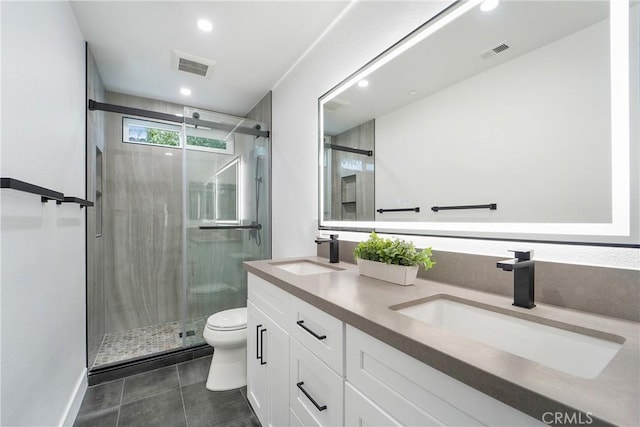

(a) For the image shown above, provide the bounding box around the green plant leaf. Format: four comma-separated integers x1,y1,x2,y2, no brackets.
353,232,435,270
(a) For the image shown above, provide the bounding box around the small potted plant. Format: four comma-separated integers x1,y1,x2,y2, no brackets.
353,232,435,286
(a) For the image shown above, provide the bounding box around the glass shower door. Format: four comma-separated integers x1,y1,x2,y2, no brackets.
182,108,270,346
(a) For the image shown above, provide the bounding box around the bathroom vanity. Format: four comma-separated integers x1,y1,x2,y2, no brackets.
244,258,639,427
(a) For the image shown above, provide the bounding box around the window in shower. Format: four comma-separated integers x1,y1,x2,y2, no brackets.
122,117,181,147
185,126,234,155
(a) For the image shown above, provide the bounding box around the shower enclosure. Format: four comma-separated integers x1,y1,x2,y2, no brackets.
86,95,270,375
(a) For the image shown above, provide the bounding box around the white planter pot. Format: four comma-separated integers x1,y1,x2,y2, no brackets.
356,259,419,286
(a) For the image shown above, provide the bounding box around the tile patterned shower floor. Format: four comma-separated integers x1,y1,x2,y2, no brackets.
93,318,208,367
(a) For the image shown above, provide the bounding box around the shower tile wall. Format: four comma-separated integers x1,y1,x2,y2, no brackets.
104,92,183,334
329,119,375,221
87,46,106,368
244,91,272,260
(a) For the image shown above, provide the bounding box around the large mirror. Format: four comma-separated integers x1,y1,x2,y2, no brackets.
319,0,638,244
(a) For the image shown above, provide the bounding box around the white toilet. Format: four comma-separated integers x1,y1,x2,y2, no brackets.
202,307,247,391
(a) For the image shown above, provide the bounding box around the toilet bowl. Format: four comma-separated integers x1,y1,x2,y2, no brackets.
202,307,247,391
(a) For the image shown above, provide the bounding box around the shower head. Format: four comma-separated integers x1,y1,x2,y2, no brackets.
192,112,200,119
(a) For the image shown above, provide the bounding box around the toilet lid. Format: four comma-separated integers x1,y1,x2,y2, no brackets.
206,307,247,331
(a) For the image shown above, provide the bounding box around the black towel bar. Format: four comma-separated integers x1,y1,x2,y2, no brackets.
431,203,497,212
199,224,262,230
1,177,93,207
1,177,64,203
56,197,94,208
377,207,420,214
327,144,373,157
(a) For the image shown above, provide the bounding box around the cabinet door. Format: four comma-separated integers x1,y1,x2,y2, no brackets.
346,325,542,426
247,301,269,425
290,338,343,427
345,382,401,427
247,301,290,427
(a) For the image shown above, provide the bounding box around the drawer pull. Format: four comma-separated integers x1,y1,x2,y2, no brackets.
296,320,327,340
296,381,327,411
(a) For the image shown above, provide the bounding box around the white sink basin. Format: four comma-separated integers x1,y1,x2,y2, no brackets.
393,297,623,379
272,260,344,276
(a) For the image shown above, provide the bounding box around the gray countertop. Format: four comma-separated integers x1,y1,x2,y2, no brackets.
244,257,639,427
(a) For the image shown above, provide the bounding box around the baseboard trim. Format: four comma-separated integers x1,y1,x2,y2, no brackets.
60,367,88,426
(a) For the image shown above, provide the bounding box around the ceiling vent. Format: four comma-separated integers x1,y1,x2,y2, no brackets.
172,50,216,79
324,98,350,112
478,41,510,60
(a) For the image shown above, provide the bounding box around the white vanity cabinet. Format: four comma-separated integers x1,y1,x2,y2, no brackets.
246,276,290,427
247,273,345,427
248,271,541,427
346,325,543,427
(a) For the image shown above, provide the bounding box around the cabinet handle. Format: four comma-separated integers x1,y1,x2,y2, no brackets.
260,327,267,365
256,324,263,361
296,320,327,340
296,381,327,412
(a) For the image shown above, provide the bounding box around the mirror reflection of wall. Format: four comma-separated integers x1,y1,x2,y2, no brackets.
375,8,612,224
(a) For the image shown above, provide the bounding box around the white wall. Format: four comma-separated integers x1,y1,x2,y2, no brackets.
1,2,87,425
271,1,638,269
271,0,455,258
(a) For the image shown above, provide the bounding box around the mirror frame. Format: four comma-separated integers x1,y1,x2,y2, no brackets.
318,0,637,246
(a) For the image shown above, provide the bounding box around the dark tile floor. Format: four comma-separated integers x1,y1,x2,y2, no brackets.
74,356,260,427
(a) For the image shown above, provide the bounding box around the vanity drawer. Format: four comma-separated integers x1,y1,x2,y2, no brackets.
290,296,344,375
290,338,343,427
346,325,542,426
248,273,290,326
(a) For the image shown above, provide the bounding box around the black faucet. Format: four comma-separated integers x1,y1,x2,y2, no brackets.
315,234,339,263
497,250,536,309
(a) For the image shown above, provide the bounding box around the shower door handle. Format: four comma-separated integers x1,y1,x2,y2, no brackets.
259,327,267,365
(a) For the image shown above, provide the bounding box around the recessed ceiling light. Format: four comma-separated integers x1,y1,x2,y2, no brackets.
357,80,369,88
165,152,174,156
180,87,191,96
197,19,213,32
480,0,499,12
